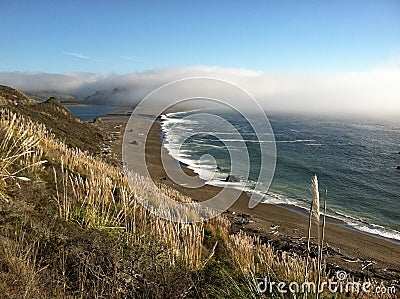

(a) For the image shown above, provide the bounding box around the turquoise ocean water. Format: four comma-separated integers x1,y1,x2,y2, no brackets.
161,109,400,241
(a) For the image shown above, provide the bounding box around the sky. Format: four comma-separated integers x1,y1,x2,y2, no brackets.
1,1,400,117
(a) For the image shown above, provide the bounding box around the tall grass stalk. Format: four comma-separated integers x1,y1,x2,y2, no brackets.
312,175,321,299
317,189,328,293
305,198,313,283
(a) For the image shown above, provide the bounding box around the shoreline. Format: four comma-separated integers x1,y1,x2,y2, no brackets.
159,113,400,245
94,112,400,281
146,121,400,275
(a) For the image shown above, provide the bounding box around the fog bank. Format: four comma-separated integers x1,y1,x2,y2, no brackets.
1,66,399,118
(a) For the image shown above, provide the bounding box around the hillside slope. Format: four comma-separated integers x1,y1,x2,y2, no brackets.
0,85,36,106
0,85,105,153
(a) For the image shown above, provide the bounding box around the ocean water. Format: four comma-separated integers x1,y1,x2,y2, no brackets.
161,109,400,241
65,104,129,121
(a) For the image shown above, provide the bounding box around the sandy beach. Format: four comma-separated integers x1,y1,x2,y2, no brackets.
97,114,400,281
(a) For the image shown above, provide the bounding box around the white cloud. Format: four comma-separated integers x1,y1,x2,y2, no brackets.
0,66,399,118
63,52,90,59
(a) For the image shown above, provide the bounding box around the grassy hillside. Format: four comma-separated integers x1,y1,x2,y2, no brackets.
0,85,36,106
1,86,105,153
0,86,391,298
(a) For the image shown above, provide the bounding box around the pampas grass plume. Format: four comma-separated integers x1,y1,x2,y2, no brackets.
311,175,320,224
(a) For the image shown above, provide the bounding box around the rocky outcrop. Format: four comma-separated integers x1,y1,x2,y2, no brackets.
44,97,61,105
225,175,240,183
93,117,103,123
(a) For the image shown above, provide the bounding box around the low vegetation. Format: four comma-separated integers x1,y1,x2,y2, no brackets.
0,86,393,298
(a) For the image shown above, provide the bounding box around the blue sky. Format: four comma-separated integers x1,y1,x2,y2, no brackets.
1,0,399,74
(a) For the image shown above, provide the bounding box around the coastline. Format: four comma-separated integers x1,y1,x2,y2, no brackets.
146,121,400,274
95,112,400,280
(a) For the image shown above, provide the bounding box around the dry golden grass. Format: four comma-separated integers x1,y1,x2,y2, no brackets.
0,110,47,201
0,227,49,298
